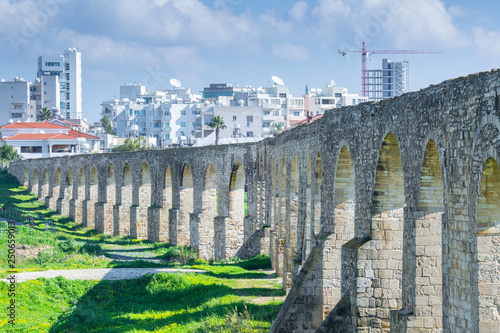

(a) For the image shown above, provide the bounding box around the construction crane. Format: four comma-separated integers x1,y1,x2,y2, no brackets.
338,42,444,97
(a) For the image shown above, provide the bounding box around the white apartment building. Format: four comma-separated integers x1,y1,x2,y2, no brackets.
0,78,34,124
37,48,82,119
366,59,409,101
305,82,368,115
201,82,306,139
101,84,203,148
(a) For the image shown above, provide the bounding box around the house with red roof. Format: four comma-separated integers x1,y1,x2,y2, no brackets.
0,121,100,159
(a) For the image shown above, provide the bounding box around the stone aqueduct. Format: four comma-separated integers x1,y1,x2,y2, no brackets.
8,70,500,332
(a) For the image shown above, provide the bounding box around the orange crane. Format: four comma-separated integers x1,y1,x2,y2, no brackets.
338,42,444,97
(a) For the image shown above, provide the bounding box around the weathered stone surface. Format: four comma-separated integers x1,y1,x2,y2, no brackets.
9,70,500,332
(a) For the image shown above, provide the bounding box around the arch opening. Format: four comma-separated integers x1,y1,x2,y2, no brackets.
178,163,193,246
476,157,500,331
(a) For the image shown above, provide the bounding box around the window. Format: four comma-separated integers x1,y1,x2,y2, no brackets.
66,83,70,90
322,99,336,104
352,99,356,104
279,93,287,98
45,62,60,67
180,122,186,127
246,116,253,122
66,103,70,110
65,73,70,80
181,110,186,115
153,122,160,128
293,112,300,116
164,111,170,116
21,146,42,153
335,93,342,98
141,110,146,115
246,131,253,137
281,104,286,109
164,134,170,139
60,82,66,89
233,116,237,121
65,63,70,70
164,122,170,128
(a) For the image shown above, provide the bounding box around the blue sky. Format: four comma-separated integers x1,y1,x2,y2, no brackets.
1,0,500,122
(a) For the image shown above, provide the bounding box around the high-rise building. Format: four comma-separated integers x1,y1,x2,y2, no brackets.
366,59,408,101
37,48,82,120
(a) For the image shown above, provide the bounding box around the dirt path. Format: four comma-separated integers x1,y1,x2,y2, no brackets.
3,267,207,283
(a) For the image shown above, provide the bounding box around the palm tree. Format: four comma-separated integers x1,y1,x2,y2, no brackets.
208,115,226,145
37,107,52,121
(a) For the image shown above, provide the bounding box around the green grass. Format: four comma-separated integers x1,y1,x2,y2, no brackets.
0,170,284,332
0,273,284,332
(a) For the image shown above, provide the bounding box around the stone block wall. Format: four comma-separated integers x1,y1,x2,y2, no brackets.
9,69,500,332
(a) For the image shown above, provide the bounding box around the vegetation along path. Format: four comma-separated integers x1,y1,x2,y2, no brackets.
0,170,284,332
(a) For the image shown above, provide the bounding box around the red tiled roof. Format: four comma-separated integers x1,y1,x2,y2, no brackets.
1,133,79,141
0,121,69,130
67,130,100,140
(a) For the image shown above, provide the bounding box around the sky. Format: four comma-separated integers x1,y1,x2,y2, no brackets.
1,0,500,123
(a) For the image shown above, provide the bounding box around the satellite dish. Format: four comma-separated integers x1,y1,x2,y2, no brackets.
271,76,284,86
8,119,13,123
330,80,336,86
170,78,182,88
130,124,139,131
238,100,245,106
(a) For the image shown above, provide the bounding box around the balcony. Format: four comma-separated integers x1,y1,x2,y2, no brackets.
262,115,276,122
262,103,278,111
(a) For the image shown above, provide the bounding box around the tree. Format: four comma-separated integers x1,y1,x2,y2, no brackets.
207,115,226,145
0,143,21,161
101,116,116,135
37,107,52,121
111,137,153,152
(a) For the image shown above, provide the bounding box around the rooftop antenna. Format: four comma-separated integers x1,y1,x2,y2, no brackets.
271,76,285,86
170,78,182,90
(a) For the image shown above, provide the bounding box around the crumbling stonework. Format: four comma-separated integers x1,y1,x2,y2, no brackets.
9,69,500,332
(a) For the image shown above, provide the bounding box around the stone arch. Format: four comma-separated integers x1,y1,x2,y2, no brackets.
284,154,299,290
117,163,132,236
49,167,61,209
358,132,405,330
103,163,115,235
199,163,217,260
59,168,73,216
71,167,85,224
23,168,28,187
276,156,287,277
159,165,172,242
313,153,322,236
226,160,246,258
41,168,49,201
475,157,500,332
86,166,98,228
178,163,193,246
304,155,313,258
333,145,356,292
32,168,39,197
405,138,445,329
134,162,151,239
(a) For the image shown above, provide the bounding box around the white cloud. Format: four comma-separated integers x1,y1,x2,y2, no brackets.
271,42,309,62
472,27,500,58
289,1,309,21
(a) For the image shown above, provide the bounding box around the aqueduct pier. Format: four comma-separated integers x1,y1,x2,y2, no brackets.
8,70,500,332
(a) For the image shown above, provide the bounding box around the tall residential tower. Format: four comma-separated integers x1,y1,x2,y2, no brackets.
37,48,82,119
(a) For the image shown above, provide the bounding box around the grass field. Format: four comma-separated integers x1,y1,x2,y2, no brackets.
0,170,284,332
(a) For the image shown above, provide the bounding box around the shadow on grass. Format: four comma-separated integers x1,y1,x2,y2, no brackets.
48,272,282,332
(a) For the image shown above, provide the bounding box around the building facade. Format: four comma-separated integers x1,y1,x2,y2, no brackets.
366,58,409,101
37,48,82,119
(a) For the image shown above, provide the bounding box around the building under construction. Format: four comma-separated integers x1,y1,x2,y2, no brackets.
366,59,409,101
